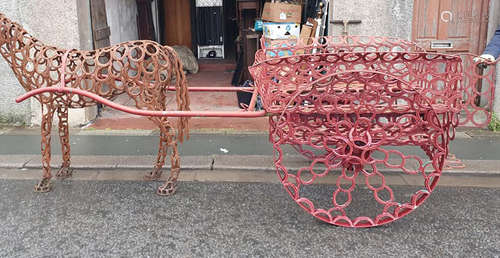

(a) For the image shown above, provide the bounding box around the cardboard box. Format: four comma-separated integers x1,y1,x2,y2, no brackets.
299,24,313,43
262,2,302,23
263,22,300,40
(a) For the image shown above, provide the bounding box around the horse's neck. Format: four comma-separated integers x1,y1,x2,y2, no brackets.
0,14,45,91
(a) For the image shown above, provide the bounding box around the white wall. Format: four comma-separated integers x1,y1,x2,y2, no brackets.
106,0,139,45
0,2,30,125
151,0,160,41
328,0,413,40
0,0,91,127
0,0,142,127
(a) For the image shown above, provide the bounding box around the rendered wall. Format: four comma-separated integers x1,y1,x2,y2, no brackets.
106,0,139,45
328,0,413,40
0,0,93,127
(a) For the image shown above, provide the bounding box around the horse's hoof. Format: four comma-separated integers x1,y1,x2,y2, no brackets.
56,167,73,179
34,178,52,193
157,180,177,196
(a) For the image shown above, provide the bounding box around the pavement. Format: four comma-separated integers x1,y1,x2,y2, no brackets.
1,127,500,175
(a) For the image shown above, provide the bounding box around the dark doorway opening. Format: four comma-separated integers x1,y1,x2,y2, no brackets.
157,0,238,63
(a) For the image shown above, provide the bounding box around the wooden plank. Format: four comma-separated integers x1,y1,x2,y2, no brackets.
162,0,192,47
476,0,490,54
90,0,111,49
437,0,451,40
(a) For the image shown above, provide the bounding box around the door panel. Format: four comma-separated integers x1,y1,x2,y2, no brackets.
90,0,111,49
412,0,489,54
414,0,440,39
196,7,224,46
162,0,192,47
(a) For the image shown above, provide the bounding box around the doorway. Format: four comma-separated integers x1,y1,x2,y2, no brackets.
159,0,238,62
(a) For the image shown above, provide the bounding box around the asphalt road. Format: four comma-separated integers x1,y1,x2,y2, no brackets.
0,179,498,257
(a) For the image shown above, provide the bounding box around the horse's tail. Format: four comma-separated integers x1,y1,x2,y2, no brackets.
166,46,190,143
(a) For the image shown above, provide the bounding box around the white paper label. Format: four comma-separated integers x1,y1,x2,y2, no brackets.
280,12,287,20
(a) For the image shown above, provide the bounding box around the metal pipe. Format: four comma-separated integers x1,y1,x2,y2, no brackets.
16,87,267,118
166,86,255,92
247,87,259,111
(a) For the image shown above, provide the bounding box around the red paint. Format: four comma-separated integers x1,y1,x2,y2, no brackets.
16,87,265,118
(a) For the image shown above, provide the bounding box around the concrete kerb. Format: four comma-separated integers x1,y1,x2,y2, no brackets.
0,155,34,169
1,127,270,136
213,155,500,176
1,167,499,188
1,154,500,176
19,155,213,170
0,126,496,139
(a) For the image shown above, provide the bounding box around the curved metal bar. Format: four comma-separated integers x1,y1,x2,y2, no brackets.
166,86,256,92
16,87,266,118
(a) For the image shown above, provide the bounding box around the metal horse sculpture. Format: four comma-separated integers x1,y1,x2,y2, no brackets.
0,13,190,195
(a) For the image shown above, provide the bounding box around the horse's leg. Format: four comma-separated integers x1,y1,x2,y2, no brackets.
35,104,55,192
55,105,73,179
144,117,169,181
158,123,180,196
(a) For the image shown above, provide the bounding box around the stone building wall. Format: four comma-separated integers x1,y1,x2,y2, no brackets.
328,0,413,40
0,0,92,126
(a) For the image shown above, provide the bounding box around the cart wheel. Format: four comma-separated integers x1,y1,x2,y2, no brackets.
274,142,446,227
269,113,449,228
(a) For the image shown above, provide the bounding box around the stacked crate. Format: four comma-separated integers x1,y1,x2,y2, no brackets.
261,1,302,57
